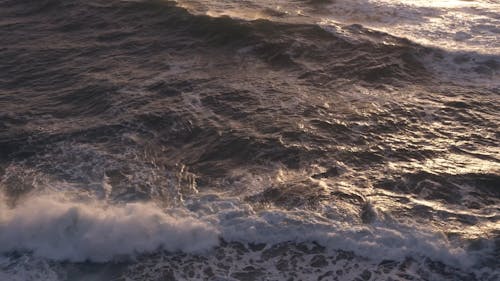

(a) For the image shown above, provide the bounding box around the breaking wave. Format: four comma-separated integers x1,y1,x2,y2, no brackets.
0,194,218,262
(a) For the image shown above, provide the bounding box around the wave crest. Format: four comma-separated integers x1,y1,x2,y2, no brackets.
0,194,219,262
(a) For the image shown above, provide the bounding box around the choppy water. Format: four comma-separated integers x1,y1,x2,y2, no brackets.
0,0,499,280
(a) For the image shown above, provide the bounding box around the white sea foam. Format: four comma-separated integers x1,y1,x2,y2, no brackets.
0,194,219,262
186,194,487,269
0,190,491,269
0,255,60,281
176,0,500,55
220,209,474,267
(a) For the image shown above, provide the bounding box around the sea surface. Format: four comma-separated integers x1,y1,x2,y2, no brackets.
0,0,499,280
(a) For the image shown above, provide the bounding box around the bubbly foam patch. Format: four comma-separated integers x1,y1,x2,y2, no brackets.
187,195,491,269
219,210,475,267
0,192,491,269
0,195,219,262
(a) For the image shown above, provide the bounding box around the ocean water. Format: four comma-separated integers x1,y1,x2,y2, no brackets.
0,0,499,280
